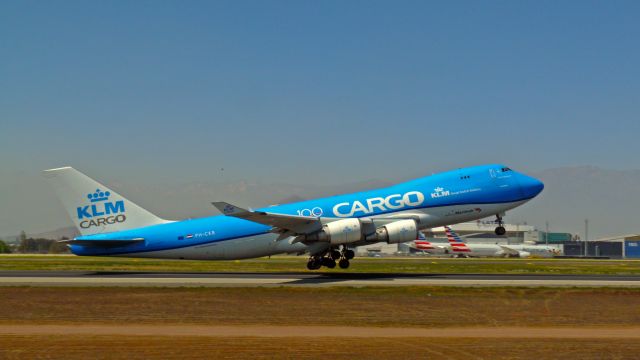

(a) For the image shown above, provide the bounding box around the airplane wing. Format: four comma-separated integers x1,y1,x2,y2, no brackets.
498,245,521,256
212,202,323,235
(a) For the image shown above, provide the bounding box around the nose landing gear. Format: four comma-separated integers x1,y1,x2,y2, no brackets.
495,214,506,236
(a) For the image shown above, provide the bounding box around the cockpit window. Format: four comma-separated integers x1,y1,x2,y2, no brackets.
501,167,512,172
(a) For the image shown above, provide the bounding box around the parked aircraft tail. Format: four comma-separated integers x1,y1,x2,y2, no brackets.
445,226,470,253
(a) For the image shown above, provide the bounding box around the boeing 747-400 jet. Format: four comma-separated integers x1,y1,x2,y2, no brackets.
43,164,543,269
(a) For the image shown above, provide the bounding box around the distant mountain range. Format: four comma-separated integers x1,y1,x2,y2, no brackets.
266,166,639,239
509,166,640,238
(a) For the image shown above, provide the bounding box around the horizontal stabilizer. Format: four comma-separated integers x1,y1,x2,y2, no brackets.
60,238,144,247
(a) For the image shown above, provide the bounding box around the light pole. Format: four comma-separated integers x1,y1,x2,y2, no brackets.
584,219,589,257
545,221,549,246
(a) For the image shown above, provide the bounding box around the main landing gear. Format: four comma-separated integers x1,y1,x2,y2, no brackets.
306,256,323,270
495,214,506,236
306,246,355,270
340,247,354,269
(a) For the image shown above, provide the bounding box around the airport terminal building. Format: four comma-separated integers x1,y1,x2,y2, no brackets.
562,234,640,259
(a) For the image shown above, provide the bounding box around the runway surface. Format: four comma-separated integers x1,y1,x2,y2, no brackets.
1,271,640,287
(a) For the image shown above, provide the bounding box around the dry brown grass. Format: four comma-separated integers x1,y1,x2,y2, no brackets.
2,287,639,359
1,335,639,359
1,286,640,327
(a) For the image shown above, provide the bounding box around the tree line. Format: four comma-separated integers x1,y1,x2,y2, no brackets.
0,231,70,254
0,240,10,253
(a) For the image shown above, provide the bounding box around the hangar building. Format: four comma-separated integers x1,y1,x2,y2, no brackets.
563,234,640,259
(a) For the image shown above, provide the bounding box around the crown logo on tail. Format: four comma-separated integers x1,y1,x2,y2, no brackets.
87,189,111,203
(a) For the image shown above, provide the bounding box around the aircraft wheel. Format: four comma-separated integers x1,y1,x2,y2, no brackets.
307,257,323,270
330,250,341,260
323,257,336,268
344,249,355,260
338,259,350,269
495,226,506,236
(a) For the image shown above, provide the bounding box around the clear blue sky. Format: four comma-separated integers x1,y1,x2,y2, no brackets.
1,1,639,235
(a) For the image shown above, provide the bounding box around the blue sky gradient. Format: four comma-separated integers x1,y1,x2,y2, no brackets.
1,1,639,235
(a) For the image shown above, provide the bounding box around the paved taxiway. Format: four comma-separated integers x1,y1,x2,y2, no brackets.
1,271,639,287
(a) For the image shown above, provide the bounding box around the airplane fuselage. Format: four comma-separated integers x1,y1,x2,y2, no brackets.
71,164,544,260
418,243,558,258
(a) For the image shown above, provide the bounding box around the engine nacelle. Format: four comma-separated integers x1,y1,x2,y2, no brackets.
302,218,363,245
324,218,362,245
371,219,418,244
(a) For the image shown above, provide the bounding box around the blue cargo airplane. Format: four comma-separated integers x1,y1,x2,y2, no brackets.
43,164,543,269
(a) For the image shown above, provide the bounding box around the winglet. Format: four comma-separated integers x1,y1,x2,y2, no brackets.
212,202,250,216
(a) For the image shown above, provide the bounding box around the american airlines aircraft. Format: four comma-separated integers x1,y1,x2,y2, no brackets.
413,226,559,258
43,164,543,269
444,226,560,257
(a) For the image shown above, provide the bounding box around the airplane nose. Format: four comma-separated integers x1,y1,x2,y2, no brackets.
518,174,544,198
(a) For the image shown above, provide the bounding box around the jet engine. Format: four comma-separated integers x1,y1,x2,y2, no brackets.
301,218,363,245
297,218,418,246
369,219,418,244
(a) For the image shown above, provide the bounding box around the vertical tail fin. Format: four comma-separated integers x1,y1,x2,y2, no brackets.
42,167,167,235
445,226,470,253
413,232,435,250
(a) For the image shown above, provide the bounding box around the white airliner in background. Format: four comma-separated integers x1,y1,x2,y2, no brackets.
413,227,559,258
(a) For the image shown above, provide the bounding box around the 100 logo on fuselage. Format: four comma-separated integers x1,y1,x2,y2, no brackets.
332,191,425,217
